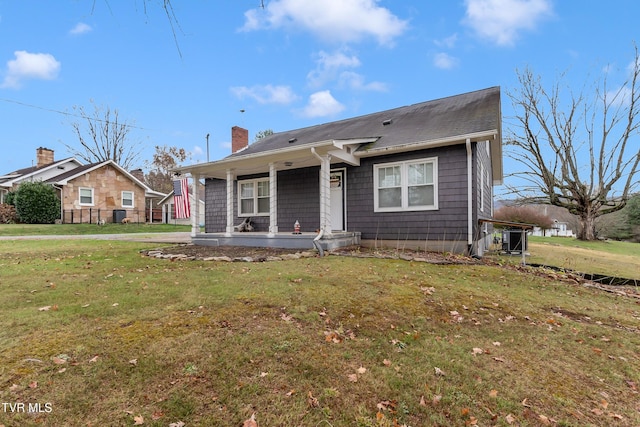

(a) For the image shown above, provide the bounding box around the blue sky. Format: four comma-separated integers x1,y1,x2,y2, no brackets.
1,0,638,195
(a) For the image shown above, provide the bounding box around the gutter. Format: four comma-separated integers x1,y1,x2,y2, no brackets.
466,139,473,256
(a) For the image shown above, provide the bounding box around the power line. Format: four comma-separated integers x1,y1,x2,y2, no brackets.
0,97,161,132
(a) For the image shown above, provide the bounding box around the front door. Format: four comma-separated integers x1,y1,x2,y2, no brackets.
330,170,345,231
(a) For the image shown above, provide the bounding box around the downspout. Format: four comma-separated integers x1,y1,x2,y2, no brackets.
310,147,325,257
466,139,474,256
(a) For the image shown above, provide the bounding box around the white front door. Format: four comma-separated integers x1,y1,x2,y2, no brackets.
330,170,345,231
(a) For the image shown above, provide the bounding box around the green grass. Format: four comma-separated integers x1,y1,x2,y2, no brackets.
1,240,639,426
0,223,192,236
526,236,640,278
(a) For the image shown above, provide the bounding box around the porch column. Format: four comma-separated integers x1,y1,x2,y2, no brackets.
225,169,234,236
191,175,200,237
315,153,332,238
268,162,278,235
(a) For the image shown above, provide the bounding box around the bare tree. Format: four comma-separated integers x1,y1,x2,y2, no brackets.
505,45,640,240
65,101,142,170
144,145,190,194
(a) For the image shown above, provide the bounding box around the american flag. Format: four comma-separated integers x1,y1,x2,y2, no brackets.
173,178,191,219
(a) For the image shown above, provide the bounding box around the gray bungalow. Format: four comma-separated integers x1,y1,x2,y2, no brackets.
175,87,502,256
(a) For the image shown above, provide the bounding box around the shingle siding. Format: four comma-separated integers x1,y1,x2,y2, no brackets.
344,146,469,241
204,144,480,242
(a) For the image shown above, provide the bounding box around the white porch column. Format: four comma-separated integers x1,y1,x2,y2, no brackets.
268,162,278,235
311,149,332,238
225,169,234,235
190,175,200,237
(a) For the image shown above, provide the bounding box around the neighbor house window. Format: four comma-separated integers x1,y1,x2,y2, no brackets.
79,187,94,206
238,178,270,216
122,191,134,208
374,158,437,212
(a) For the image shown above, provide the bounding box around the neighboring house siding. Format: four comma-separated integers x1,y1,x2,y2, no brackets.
62,165,145,221
347,146,468,241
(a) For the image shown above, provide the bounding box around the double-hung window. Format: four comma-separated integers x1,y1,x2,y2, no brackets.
374,158,438,212
79,187,94,206
238,178,270,216
122,191,134,208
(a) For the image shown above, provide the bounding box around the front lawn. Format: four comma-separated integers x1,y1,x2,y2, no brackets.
1,240,638,426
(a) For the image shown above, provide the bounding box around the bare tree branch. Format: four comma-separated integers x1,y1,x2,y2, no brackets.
506,43,640,240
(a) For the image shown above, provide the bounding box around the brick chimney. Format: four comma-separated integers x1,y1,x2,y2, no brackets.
130,168,145,183
36,147,54,168
231,126,249,153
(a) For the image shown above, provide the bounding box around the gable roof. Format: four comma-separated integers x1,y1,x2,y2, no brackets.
45,159,164,198
176,87,502,182
0,157,82,188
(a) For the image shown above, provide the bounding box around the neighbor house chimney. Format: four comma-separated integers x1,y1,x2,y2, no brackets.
231,126,249,153
36,147,54,168
130,168,145,183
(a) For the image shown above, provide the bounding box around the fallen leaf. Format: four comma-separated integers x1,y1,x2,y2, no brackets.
129,359,138,366
600,399,609,409
489,389,498,398
383,359,392,366
432,394,442,405
89,355,99,363
243,413,258,427
419,395,426,406
168,422,185,427
357,366,367,374
347,373,358,382
434,367,445,376
151,411,164,420
505,413,516,424
28,381,37,389
472,347,484,355
9,384,19,391
52,356,67,365
285,389,295,396
38,306,52,311
539,414,551,425
57,368,66,373
591,408,604,416
307,391,319,408
259,371,268,378
112,303,119,307
492,356,506,363
608,413,624,420
376,411,384,421
133,415,144,425
522,398,531,407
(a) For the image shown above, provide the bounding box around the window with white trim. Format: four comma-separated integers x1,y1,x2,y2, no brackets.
79,187,94,206
238,178,270,216
374,158,438,212
122,191,134,208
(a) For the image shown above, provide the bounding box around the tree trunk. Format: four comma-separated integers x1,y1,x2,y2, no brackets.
578,212,597,240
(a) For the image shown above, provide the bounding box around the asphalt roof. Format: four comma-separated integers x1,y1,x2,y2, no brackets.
230,86,501,158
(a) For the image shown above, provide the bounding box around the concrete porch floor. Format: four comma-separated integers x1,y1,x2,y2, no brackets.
191,231,361,250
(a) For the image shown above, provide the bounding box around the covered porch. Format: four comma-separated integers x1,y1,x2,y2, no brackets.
177,135,372,251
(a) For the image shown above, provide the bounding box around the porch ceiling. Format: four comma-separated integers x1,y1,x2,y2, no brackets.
177,139,370,179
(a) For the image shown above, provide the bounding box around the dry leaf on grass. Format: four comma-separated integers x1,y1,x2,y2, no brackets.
133,415,144,425
242,413,258,427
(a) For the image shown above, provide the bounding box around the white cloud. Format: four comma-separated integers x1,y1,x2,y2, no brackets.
434,52,459,70
338,71,387,91
230,84,299,105
300,90,345,118
240,0,408,46
307,49,361,88
307,49,386,91
463,0,553,46
434,33,458,49
1,50,61,89
69,22,92,35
